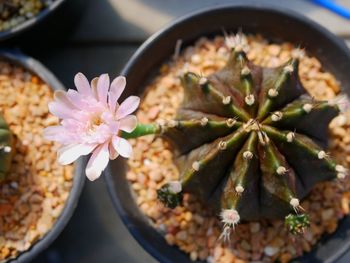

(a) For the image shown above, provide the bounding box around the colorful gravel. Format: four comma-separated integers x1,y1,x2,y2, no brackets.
126,35,350,262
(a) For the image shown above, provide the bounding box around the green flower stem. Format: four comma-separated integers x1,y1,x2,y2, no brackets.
120,123,160,139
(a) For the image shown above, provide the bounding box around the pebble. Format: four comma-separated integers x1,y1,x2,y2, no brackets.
264,246,280,256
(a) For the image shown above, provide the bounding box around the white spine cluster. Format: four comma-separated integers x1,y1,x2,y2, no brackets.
290,198,304,213
200,117,209,126
276,166,287,175
222,96,231,105
268,88,279,98
226,118,236,127
290,198,300,208
271,111,283,122
317,151,327,159
245,94,255,106
258,131,270,145
243,150,253,160
302,103,313,113
192,161,200,171
241,66,251,76
286,132,295,143
283,65,294,73
218,141,227,150
199,77,208,85
168,120,178,128
235,185,244,194
168,181,182,194
219,209,240,241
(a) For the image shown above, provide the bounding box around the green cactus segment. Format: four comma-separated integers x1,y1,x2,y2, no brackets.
262,98,339,145
181,72,250,121
257,59,305,120
152,46,342,226
259,139,302,219
285,213,310,234
220,132,260,220
121,123,161,139
177,127,249,201
161,119,242,154
0,114,13,182
263,125,337,194
209,50,259,116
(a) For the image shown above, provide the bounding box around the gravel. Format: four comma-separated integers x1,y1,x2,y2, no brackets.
0,0,54,31
126,35,350,262
0,61,73,261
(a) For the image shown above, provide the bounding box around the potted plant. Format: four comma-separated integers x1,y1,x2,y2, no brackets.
0,0,67,41
0,50,85,263
44,4,350,263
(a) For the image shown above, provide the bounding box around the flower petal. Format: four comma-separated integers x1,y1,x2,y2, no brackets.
74,73,91,95
116,96,140,119
108,76,126,112
112,136,132,158
85,142,110,181
109,143,119,160
119,115,137,133
48,101,76,119
97,74,110,105
91,77,99,99
43,125,65,141
54,90,77,110
58,143,96,165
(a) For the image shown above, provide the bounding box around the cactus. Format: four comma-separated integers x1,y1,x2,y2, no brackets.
124,37,346,236
0,114,13,182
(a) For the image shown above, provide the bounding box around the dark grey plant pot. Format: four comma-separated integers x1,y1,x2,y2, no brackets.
0,50,85,263
0,0,66,42
105,4,350,263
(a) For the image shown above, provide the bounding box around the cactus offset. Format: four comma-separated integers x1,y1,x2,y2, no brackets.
124,35,346,236
0,114,13,182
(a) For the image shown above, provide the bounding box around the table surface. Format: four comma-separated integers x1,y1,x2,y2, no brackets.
13,0,350,262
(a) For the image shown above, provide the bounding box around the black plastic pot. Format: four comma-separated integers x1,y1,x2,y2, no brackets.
105,4,350,263
0,0,66,42
0,50,85,263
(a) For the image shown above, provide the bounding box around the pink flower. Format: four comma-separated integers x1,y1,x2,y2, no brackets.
44,73,140,181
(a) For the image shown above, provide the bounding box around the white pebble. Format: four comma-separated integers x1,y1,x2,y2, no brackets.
264,246,279,256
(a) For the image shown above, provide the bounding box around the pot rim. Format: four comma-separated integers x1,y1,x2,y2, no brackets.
0,0,66,41
106,3,350,263
0,49,86,263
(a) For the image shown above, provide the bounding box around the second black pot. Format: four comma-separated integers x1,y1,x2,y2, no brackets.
105,4,350,263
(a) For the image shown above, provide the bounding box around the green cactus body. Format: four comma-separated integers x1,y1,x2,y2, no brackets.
0,114,13,182
157,46,343,220
124,44,345,234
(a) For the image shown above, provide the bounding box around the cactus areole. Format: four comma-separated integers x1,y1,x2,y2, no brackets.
124,44,346,235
